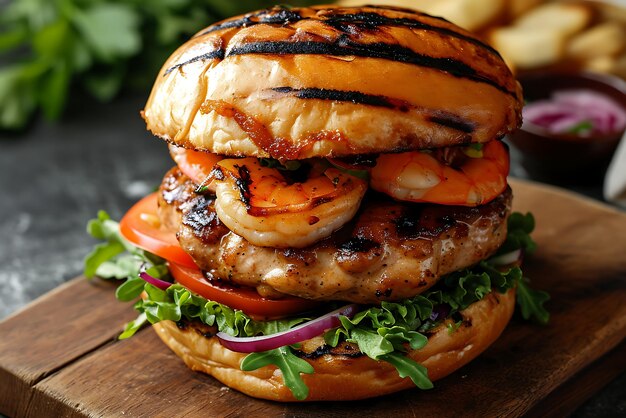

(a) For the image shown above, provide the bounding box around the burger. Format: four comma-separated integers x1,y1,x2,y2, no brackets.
87,4,548,402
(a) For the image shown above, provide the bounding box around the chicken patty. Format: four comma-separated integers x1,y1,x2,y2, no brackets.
158,167,511,303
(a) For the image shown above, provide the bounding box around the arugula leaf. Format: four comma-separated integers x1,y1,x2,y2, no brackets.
84,210,159,280
115,278,146,302
83,241,126,279
85,209,550,398
119,312,147,340
241,346,314,400
380,352,433,389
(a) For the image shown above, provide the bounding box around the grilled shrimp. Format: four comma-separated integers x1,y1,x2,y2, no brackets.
213,158,367,248
370,140,509,206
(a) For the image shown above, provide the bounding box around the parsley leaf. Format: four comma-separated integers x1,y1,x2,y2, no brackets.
0,0,320,130
498,212,537,255
516,277,550,325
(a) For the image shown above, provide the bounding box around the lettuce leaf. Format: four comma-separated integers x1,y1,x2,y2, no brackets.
85,210,550,399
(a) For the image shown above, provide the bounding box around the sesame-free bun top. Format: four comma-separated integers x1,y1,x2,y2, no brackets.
143,5,523,160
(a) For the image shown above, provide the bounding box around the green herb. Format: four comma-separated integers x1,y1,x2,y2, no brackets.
0,1,319,131
380,352,433,389
259,158,302,171
463,143,484,158
496,212,537,255
84,210,550,398
515,277,550,325
241,347,314,400
446,320,462,334
567,120,594,135
326,159,370,180
84,210,163,280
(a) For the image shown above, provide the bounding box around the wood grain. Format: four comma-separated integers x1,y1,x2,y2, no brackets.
0,278,139,417
1,179,625,417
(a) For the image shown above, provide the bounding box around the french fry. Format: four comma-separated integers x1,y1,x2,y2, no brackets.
507,0,544,20
584,53,626,79
489,26,566,69
566,22,626,61
514,3,592,37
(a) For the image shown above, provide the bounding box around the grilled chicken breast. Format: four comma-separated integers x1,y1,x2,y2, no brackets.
158,168,511,303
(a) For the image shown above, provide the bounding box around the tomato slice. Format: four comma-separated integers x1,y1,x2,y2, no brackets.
169,144,222,185
169,262,323,319
121,193,322,318
120,193,197,269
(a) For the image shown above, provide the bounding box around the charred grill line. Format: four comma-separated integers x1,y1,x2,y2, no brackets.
295,344,365,359
196,7,494,58
271,87,400,109
429,113,476,133
228,40,513,96
164,50,225,75
363,5,451,22
338,237,381,254
197,8,304,36
233,165,253,208
322,12,500,57
269,87,475,132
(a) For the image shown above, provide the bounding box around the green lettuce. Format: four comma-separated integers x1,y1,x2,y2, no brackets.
85,210,549,399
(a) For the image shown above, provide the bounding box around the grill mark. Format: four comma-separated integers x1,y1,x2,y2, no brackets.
168,7,510,93
322,12,499,56
363,5,451,23
429,113,476,134
234,165,253,207
198,8,304,36
164,50,225,75
182,195,227,244
196,7,488,56
269,87,475,133
271,87,406,110
295,343,364,359
228,40,512,96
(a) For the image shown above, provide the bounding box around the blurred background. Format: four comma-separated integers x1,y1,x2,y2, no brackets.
0,0,625,416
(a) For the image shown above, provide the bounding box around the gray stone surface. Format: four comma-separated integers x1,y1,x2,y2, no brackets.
0,94,170,320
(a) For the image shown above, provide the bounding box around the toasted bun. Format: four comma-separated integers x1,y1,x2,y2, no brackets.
152,288,515,401
143,5,523,159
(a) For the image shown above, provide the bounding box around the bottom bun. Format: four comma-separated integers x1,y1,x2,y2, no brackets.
153,288,516,401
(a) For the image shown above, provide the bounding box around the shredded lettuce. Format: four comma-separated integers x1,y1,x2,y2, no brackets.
85,210,549,399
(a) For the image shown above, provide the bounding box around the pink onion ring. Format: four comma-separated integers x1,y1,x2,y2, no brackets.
139,269,171,290
489,249,522,266
217,304,359,353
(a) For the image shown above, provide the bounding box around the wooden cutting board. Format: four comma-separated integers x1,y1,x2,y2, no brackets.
1,178,625,418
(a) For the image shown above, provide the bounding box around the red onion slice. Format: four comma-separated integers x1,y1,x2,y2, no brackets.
139,269,171,290
217,304,359,353
523,89,626,136
489,249,522,266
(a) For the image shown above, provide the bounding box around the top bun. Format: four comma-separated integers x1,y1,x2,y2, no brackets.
143,5,523,159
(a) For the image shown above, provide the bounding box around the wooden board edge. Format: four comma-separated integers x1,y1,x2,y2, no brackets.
523,338,626,418
0,366,34,418
0,277,86,325
509,178,626,218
